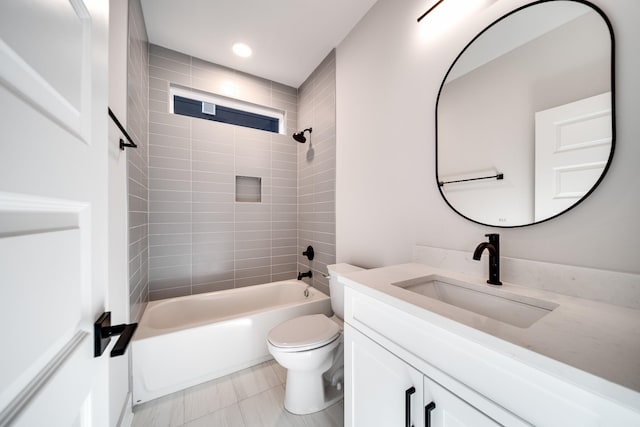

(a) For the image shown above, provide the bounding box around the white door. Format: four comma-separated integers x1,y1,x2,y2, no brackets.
345,326,424,427
0,1,110,426
534,92,612,221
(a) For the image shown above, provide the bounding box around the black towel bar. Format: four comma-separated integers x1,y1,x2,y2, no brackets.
108,107,138,150
439,173,504,187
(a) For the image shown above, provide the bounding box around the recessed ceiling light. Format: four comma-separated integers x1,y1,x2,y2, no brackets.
232,43,252,58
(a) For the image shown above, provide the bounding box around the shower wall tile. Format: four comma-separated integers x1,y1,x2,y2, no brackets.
147,45,298,300
297,50,337,293
127,0,149,322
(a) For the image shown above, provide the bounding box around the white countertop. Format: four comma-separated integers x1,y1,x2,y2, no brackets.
341,263,640,409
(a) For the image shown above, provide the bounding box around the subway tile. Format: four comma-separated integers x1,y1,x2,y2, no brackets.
192,251,234,265
191,280,235,296
149,274,191,291
149,122,190,138
149,190,191,203
149,76,168,91
235,239,271,251
149,201,191,213
149,88,169,103
149,243,191,258
234,248,271,261
149,65,191,86
149,222,191,235
192,241,235,254
191,212,235,223
149,44,191,65
234,275,272,288
149,133,190,150
272,272,297,282
192,170,235,184
149,97,169,113
191,231,234,244
149,286,191,301
192,201,234,214
271,263,296,274
149,254,192,269
235,257,272,270
149,53,191,75
191,260,235,276
149,212,191,224
149,110,191,128
191,221,235,233
191,270,235,286
272,238,297,248
192,181,235,194
235,229,271,241
149,178,191,192
192,118,234,142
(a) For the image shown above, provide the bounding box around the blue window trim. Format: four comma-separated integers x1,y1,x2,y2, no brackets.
173,95,280,133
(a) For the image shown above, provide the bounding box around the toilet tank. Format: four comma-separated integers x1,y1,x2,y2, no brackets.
327,263,365,319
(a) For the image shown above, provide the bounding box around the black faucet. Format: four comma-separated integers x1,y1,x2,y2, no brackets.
297,270,313,280
473,233,502,286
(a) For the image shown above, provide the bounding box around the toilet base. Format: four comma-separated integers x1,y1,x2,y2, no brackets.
284,372,343,415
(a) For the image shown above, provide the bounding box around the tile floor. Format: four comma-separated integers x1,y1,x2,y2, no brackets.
132,360,344,427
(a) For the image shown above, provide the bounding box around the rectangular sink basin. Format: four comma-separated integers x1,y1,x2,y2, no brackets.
392,275,558,328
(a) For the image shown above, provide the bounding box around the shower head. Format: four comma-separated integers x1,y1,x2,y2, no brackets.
292,127,312,143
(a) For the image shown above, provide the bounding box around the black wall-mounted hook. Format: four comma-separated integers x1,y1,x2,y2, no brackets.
94,312,138,357
302,245,314,260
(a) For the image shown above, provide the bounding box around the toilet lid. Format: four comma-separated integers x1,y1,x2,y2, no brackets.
267,314,340,349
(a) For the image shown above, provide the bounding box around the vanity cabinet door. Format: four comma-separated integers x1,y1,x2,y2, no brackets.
345,326,424,427
423,377,501,427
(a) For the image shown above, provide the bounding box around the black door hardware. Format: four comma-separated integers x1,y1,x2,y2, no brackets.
425,401,436,427
405,386,416,427
94,311,138,357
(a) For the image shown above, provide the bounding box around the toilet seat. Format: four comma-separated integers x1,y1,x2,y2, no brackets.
267,314,340,352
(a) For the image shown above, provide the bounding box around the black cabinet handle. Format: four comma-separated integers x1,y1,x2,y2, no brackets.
425,401,436,427
405,386,416,427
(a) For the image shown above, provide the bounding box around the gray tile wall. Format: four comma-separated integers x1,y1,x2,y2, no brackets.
127,0,149,321
297,50,337,295
147,45,299,300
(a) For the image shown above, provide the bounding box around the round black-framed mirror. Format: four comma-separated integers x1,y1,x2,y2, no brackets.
435,0,615,227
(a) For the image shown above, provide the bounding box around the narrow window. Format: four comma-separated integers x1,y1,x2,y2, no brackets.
170,86,284,134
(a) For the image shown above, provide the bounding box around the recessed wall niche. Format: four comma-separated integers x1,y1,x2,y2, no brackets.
235,176,262,203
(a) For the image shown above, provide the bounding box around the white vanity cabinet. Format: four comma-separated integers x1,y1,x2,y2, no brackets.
346,324,504,427
343,276,640,427
346,326,505,427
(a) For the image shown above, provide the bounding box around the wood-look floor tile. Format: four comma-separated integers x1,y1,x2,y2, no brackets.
132,391,184,427
184,375,238,422
231,361,281,400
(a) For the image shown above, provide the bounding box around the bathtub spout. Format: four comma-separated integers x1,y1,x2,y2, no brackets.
297,270,313,280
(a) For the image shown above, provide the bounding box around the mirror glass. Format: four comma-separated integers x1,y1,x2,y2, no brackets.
436,0,614,227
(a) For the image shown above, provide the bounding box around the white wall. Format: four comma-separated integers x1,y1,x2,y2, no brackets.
336,0,640,275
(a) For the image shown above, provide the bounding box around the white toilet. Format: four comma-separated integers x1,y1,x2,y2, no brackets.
267,263,363,415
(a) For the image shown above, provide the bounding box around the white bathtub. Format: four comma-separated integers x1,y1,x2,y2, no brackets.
132,280,331,404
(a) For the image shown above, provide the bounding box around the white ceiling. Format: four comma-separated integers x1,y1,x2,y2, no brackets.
139,0,379,88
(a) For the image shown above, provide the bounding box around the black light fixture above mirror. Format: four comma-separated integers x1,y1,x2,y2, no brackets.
417,0,445,22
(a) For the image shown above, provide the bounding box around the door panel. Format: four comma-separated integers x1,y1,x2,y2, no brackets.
534,92,612,221
346,326,424,427
0,0,109,425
